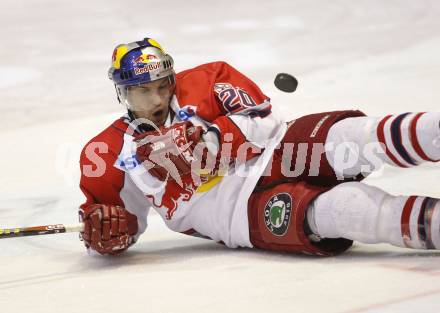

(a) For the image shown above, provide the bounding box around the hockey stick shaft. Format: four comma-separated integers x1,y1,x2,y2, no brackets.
0,223,84,239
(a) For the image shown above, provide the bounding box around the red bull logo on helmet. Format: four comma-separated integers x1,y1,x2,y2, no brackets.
133,62,161,75
133,54,159,65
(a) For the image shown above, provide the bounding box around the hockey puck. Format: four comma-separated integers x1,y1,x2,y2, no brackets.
274,73,298,93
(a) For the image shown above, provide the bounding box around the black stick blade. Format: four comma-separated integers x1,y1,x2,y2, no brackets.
274,73,298,93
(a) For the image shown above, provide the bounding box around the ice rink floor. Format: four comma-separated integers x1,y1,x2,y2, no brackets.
1,0,440,312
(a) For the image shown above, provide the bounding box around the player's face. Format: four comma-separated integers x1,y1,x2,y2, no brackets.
126,77,174,126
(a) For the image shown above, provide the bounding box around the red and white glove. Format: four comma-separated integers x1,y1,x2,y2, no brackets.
135,121,216,182
79,204,138,255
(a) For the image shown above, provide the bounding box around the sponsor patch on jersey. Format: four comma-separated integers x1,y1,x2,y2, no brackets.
177,105,197,121
264,193,292,236
116,154,141,171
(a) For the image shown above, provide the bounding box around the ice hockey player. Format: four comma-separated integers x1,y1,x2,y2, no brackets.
79,37,440,256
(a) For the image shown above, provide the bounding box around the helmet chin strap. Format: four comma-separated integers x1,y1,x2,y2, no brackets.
126,107,175,133
114,84,123,104
126,109,156,133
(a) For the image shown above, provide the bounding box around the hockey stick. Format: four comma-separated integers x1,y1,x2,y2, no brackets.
0,223,84,239
274,73,298,93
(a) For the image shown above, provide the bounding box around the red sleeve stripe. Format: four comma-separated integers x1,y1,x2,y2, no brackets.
377,115,407,168
401,196,418,248
410,112,439,162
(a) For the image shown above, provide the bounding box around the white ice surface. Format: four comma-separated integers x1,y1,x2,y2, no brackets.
1,0,440,312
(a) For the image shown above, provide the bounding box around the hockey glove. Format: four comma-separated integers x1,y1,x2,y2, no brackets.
79,204,138,255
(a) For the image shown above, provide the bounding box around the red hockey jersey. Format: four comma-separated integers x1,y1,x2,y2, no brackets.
79,61,287,247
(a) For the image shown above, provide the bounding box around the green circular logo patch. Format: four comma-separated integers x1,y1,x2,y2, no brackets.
264,193,292,236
